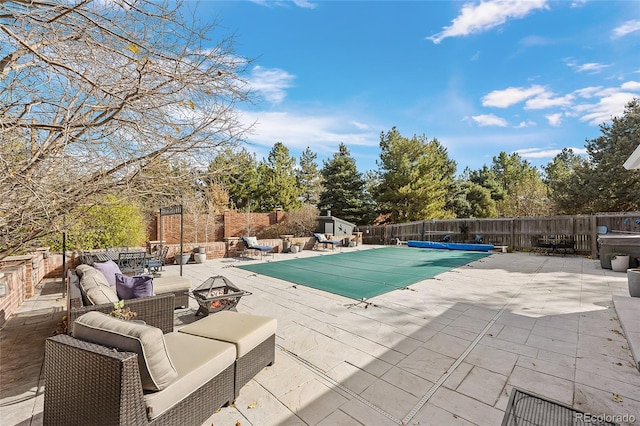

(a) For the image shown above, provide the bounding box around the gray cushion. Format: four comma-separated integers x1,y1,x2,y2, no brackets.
178,311,277,357
84,284,119,305
144,333,236,420
152,276,192,293
75,264,95,277
73,311,178,391
78,267,119,305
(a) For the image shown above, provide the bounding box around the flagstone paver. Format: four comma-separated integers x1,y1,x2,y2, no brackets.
3,249,640,426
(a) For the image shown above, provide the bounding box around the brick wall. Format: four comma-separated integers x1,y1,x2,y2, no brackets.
149,210,286,244
0,249,80,327
0,265,26,326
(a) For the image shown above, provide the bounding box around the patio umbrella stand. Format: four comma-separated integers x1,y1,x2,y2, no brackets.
190,276,252,316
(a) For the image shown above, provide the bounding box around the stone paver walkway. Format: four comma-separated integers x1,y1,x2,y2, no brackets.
1,247,639,426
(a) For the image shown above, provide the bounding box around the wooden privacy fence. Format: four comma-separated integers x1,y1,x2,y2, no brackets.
358,212,640,258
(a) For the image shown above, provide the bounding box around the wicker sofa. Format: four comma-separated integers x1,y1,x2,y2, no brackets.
67,269,175,333
44,311,277,426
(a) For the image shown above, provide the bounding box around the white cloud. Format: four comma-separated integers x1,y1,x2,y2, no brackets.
292,0,316,9
515,120,536,128
350,121,370,130
545,113,563,127
516,146,587,159
568,61,611,74
427,0,548,44
621,80,640,91
575,91,638,125
612,19,640,38
471,114,508,127
237,109,379,156
249,0,316,8
573,86,604,98
248,66,295,104
482,85,547,108
525,93,574,109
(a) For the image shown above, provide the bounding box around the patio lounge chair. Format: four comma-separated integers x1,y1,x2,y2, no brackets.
145,245,169,274
313,233,341,251
241,236,274,260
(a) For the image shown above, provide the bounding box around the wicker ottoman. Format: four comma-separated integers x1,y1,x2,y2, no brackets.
153,276,191,309
177,311,277,397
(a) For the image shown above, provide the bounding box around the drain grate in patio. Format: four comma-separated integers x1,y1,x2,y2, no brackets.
502,388,618,426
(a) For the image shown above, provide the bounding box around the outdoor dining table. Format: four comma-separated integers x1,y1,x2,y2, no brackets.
90,251,121,263
88,250,151,273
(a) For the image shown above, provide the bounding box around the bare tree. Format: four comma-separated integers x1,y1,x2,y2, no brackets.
0,0,253,258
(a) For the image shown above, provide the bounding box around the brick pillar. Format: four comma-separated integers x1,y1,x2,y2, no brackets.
223,210,232,239
274,208,284,223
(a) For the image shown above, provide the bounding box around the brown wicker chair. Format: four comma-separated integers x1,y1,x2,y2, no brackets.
44,334,235,426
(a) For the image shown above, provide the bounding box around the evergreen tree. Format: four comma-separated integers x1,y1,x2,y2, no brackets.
463,181,498,218
297,147,323,206
208,148,260,211
375,127,456,222
256,142,303,212
578,99,640,212
489,152,550,216
543,148,588,214
468,165,507,203
319,143,375,225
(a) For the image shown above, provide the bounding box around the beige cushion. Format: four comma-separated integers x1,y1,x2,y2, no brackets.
75,264,95,277
78,268,119,305
144,332,236,420
84,284,119,305
152,276,192,293
178,311,277,357
72,311,178,391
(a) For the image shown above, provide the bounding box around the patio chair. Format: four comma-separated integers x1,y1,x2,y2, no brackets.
313,233,341,251
145,245,169,274
117,251,147,276
240,236,274,260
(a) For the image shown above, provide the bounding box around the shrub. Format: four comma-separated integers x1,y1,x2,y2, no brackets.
259,205,319,238
42,195,147,250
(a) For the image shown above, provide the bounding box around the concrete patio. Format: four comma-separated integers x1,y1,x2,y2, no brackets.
2,246,640,425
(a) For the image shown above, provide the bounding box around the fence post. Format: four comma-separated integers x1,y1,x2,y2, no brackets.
590,215,598,259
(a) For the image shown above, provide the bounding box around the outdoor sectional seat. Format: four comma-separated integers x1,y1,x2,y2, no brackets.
68,268,175,333
44,310,277,426
67,264,191,332
177,310,277,397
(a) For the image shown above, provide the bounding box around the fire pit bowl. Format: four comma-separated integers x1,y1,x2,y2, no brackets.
190,276,252,316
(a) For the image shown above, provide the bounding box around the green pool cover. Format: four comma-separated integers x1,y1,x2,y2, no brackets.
237,246,490,300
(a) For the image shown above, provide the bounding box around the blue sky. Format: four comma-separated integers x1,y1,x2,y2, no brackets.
201,0,640,175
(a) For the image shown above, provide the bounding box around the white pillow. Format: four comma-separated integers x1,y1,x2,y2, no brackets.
315,233,328,242
245,236,258,247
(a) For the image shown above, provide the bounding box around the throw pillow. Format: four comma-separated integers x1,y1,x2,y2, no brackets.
84,284,119,305
315,233,328,242
245,236,258,247
92,260,122,286
73,311,178,391
115,273,154,300
75,264,95,277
